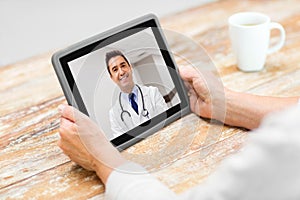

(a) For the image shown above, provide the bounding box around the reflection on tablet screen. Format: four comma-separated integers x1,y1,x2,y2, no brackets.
68,28,181,140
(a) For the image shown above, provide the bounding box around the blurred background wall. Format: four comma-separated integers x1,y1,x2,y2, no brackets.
0,0,214,67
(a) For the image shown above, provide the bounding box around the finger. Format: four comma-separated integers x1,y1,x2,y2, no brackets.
57,140,71,159
57,137,69,154
189,94,198,112
192,78,209,100
57,139,62,149
58,104,72,121
59,104,86,123
59,117,78,136
178,65,199,81
60,105,76,122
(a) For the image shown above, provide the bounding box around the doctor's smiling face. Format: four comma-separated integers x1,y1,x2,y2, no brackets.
106,51,135,94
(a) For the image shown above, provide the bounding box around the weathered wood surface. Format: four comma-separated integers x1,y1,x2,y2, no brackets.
1,0,300,199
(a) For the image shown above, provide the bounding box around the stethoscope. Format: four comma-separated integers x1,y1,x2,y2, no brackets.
119,84,149,122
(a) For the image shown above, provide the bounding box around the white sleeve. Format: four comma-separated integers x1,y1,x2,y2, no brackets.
109,109,123,138
153,87,168,111
105,162,178,200
106,106,300,200
180,106,300,200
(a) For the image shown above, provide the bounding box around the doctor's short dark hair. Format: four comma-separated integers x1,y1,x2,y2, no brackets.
105,50,130,76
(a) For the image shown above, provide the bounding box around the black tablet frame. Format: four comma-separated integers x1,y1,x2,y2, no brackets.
52,14,190,150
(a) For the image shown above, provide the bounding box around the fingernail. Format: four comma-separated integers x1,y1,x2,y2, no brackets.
58,104,65,113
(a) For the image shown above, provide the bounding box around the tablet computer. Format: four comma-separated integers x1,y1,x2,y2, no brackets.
52,14,190,150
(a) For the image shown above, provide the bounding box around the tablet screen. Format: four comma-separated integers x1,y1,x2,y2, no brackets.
54,15,189,149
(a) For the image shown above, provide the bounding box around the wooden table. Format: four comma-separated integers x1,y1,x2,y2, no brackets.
1,0,300,199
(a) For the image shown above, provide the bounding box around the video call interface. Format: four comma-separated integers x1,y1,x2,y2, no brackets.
67,27,181,141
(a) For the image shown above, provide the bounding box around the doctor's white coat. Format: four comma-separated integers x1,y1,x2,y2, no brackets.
109,85,168,138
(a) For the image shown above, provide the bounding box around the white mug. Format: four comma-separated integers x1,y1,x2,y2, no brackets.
228,12,285,72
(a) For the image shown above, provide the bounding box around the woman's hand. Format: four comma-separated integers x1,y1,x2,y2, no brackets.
57,104,126,184
179,65,300,129
179,65,227,123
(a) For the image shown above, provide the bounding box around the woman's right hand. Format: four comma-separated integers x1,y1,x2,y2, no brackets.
178,65,227,123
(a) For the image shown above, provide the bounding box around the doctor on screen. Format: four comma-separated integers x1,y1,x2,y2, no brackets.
106,50,168,138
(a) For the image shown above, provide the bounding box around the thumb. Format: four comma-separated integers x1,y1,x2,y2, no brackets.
59,104,89,123
179,65,200,82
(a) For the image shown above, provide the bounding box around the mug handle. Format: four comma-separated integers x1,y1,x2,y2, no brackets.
267,22,286,54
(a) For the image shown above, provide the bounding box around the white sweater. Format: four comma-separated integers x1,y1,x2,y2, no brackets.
105,105,300,200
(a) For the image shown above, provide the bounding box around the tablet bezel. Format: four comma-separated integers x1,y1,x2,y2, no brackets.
52,14,190,150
